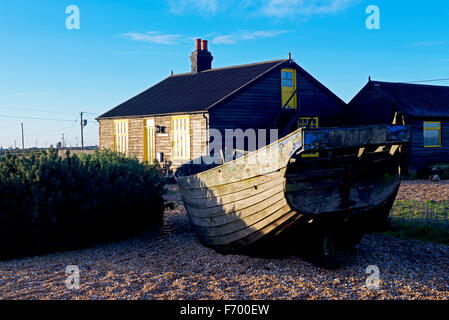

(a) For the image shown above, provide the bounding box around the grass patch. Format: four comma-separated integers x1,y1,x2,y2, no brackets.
377,200,449,245
391,200,449,219
381,218,449,245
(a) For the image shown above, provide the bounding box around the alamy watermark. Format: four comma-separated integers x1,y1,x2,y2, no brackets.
365,265,380,290
65,265,80,290
366,5,380,30
66,5,80,30
191,128,281,166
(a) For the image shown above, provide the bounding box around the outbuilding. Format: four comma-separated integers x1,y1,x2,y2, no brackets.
345,80,449,173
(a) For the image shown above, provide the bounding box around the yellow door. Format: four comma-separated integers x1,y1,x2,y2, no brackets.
144,119,156,163
281,68,297,109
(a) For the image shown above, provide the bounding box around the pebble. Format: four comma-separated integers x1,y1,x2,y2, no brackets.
0,182,448,299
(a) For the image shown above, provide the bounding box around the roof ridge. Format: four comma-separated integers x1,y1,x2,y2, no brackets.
170,59,288,77
204,59,287,110
372,80,449,89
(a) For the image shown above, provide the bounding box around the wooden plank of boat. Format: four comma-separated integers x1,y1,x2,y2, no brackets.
177,170,283,199
183,178,285,211
184,184,285,218
175,125,410,252
230,209,304,249
285,177,399,215
197,204,296,246
177,130,303,189
179,174,284,206
188,196,289,231
177,125,408,190
191,201,291,239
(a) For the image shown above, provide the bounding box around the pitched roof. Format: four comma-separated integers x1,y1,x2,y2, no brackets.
97,59,287,119
370,81,449,117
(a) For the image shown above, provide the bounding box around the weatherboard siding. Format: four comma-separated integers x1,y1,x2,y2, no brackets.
209,71,282,132
296,71,343,127
407,118,449,171
344,85,395,125
209,67,344,136
346,84,449,173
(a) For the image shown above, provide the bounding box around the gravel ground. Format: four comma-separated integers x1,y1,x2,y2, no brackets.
396,179,449,201
0,182,448,300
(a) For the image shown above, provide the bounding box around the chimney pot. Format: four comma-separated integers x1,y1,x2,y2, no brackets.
195,38,202,51
190,39,213,74
202,40,208,52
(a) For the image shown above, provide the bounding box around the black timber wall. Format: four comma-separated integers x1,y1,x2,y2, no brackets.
407,118,449,173
344,85,395,125
296,72,343,127
209,66,344,133
209,71,282,133
344,84,449,173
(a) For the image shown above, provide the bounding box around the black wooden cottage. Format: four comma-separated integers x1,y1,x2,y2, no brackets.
344,80,449,173
97,39,345,169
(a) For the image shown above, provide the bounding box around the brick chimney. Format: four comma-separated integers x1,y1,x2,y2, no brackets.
190,38,213,74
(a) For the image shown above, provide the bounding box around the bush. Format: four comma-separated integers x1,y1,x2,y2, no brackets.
406,169,418,180
0,148,166,259
441,168,449,180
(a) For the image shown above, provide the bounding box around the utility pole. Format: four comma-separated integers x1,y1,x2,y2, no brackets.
21,123,24,153
80,112,84,149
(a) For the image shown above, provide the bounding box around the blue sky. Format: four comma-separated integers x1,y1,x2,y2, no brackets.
0,0,448,148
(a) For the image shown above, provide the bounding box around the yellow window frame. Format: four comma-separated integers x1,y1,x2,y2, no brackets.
171,115,191,160
281,68,297,109
423,121,442,148
113,119,129,155
298,117,319,129
298,117,319,158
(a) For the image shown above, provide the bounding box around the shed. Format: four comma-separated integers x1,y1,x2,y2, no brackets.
344,80,449,173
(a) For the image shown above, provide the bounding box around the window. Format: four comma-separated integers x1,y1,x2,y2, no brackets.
298,117,319,129
172,115,190,160
114,120,128,155
281,68,297,109
282,71,293,87
423,121,441,147
298,117,319,158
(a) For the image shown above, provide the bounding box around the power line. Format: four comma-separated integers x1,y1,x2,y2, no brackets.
0,106,99,116
0,114,77,122
26,124,78,137
408,78,449,83
0,106,77,116
0,124,78,139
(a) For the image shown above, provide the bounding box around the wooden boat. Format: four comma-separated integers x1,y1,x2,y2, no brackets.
174,123,409,260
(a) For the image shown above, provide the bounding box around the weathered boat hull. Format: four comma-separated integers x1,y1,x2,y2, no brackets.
175,125,409,254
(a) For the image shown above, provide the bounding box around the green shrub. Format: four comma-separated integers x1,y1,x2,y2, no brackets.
0,148,166,259
441,168,449,180
406,169,418,180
